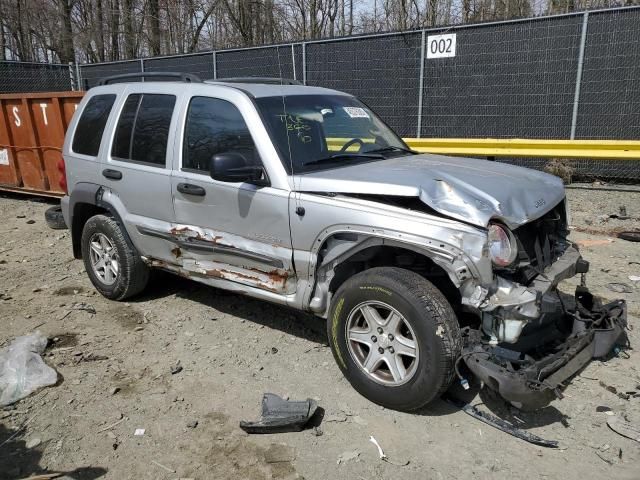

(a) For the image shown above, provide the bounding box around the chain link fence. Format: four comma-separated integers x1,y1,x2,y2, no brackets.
2,6,640,180
0,61,76,92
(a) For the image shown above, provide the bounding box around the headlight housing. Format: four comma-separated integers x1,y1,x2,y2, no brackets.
488,223,517,267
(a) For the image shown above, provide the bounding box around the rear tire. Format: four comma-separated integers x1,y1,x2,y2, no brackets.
81,214,149,300
327,267,461,411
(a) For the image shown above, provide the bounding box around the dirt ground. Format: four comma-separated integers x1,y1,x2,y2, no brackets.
1,185,639,480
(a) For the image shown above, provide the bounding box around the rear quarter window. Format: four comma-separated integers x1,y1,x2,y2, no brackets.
72,94,116,156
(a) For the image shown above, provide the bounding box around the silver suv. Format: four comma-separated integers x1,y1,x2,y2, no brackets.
61,73,626,411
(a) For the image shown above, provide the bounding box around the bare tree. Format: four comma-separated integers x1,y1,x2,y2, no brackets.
0,0,623,63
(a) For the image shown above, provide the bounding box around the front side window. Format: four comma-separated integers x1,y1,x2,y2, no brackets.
255,94,409,174
183,96,258,173
72,94,116,156
111,93,176,167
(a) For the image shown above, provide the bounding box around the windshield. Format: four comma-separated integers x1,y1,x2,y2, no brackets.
255,94,410,174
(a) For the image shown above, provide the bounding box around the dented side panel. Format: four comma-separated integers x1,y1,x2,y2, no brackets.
287,192,491,313
167,174,296,295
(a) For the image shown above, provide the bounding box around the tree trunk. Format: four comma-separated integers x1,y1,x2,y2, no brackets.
148,0,161,56
96,0,105,61
0,2,5,61
59,0,75,62
123,0,135,58
110,0,120,61
15,0,30,60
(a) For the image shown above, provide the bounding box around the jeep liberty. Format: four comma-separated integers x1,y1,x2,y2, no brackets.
60,73,627,411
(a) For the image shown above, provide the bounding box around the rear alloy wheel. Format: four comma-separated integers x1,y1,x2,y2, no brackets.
88,232,119,285
81,214,149,300
327,267,461,411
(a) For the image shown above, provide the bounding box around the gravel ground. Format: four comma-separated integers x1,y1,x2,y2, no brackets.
0,186,639,480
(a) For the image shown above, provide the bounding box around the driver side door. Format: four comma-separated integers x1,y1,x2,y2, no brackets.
169,95,295,295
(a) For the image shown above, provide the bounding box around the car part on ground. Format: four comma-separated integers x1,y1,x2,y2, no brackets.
444,395,559,448
618,231,640,242
239,393,319,433
606,416,640,444
44,205,67,230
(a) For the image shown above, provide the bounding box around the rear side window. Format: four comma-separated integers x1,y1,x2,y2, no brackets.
111,93,176,167
72,94,116,156
183,97,258,173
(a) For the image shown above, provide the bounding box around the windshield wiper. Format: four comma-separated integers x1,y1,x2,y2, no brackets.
303,152,384,167
365,145,418,155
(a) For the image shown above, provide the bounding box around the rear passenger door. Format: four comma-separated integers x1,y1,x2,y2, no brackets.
100,86,181,262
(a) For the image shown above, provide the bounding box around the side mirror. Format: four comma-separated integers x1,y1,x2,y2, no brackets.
210,152,268,185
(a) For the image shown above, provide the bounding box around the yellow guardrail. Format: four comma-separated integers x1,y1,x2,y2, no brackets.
403,138,640,159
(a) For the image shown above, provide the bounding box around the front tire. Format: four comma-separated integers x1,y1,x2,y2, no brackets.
81,215,149,300
327,267,461,411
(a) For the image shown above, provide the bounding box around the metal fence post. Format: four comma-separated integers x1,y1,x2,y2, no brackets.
68,62,76,91
139,58,145,81
75,63,82,91
302,42,307,85
291,44,297,80
213,51,217,79
570,12,589,140
416,30,426,138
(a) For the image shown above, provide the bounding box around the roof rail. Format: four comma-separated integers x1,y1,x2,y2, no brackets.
211,77,303,85
97,72,202,86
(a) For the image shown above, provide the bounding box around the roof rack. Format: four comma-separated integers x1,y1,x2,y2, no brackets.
210,77,303,86
97,72,202,86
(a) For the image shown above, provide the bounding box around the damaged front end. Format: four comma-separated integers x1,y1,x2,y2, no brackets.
463,290,627,410
460,202,628,410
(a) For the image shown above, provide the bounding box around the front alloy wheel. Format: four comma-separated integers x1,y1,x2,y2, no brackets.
347,301,419,386
327,267,461,411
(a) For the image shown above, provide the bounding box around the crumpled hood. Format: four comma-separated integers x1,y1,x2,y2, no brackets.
295,154,565,228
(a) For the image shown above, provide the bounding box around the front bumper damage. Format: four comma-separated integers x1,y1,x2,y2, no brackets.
462,245,628,410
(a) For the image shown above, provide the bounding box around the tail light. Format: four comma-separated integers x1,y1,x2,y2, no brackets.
57,158,68,194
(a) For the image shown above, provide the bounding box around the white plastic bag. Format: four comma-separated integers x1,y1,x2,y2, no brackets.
0,332,58,406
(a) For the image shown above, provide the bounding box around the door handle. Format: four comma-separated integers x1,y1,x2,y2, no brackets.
102,169,122,180
177,183,206,197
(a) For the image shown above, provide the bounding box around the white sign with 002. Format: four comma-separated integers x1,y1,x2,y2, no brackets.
426,34,456,59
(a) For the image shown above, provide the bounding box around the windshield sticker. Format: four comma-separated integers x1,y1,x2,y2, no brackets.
343,107,370,119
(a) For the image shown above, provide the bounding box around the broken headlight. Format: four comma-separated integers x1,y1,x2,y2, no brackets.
488,223,517,267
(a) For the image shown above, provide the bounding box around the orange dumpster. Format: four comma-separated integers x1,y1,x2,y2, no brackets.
0,91,85,197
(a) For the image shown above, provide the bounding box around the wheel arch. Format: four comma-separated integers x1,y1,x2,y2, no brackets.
69,184,134,259
308,229,475,317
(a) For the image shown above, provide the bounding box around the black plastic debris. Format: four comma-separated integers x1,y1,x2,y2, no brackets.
240,393,318,434
445,396,559,448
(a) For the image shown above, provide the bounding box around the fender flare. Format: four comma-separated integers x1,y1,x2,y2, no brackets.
68,184,135,257
304,226,481,315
